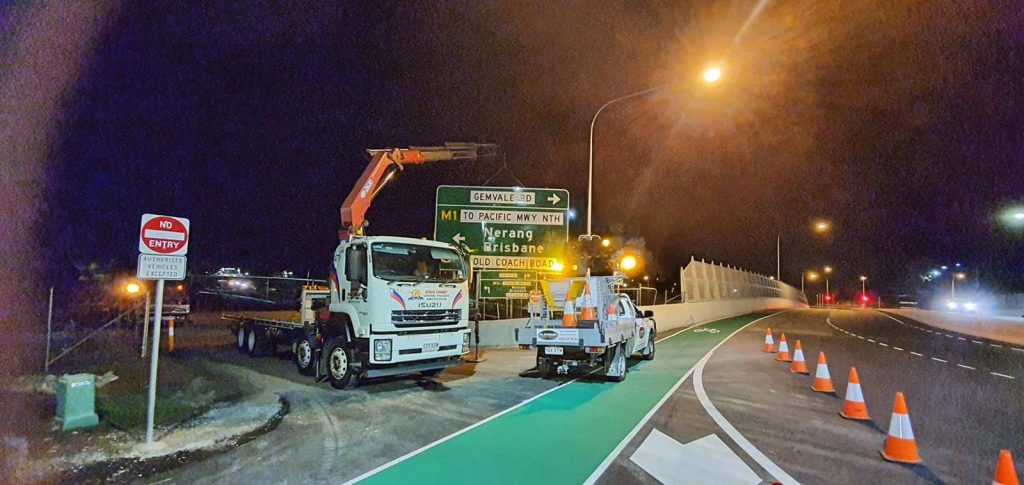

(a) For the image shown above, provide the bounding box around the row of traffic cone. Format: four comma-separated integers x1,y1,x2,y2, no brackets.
760,328,1018,482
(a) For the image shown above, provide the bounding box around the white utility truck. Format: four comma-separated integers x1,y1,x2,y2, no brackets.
226,143,495,389
515,276,656,381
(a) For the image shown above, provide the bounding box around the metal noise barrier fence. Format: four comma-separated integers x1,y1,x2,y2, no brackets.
680,257,807,304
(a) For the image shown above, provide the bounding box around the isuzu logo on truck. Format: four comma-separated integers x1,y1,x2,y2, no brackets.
538,330,559,341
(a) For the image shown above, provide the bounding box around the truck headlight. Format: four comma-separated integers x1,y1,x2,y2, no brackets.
462,332,471,352
374,339,392,362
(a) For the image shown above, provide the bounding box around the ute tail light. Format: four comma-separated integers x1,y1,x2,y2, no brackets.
519,344,532,350
586,347,604,354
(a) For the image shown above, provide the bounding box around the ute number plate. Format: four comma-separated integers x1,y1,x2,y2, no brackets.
544,346,564,356
423,342,439,352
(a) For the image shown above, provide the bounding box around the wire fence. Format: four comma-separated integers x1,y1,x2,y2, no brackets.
680,257,806,304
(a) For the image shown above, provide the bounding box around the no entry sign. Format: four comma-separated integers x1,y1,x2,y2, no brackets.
139,214,190,256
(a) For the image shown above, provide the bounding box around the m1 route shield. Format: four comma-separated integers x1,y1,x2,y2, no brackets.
434,186,569,271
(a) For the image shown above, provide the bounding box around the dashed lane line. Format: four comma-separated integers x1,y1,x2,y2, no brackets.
878,311,1024,353
825,317,1020,382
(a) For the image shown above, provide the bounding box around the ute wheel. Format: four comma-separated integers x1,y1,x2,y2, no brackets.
642,332,656,361
325,338,358,389
605,343,628,382
295,334,317,376
236,325,248,354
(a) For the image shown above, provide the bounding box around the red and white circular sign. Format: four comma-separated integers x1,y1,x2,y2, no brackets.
138,214,190,256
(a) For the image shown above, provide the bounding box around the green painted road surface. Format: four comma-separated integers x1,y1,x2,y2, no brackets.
358,313,770,485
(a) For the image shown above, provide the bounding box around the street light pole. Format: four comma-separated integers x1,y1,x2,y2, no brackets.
586,85,665,237
776,234,781,281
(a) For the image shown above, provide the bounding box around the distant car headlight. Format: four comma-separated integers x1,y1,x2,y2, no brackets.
462,332,471,353
964,302,977,311
374,339,392,361
946,301,958,310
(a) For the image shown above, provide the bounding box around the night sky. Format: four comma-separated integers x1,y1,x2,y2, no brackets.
35,1,1024,296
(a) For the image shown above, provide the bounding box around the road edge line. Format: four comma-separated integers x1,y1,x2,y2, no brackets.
346,310,743,484
693,322,801,485
582,311,787,485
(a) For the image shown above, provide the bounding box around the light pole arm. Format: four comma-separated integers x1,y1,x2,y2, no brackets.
586,84,666,236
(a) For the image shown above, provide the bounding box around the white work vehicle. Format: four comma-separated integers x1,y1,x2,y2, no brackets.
227,143,495,389
514,276,656,381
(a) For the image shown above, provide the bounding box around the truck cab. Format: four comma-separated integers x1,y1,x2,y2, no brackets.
323,235,470,388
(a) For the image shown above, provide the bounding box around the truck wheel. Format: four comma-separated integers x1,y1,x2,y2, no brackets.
247,327,269,358
605,343,628,382
295,335,317,376
236,326,248,354
642,332,656,361
326,339,357,389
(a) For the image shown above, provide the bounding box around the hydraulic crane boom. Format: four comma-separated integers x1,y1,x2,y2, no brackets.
339,142,497,240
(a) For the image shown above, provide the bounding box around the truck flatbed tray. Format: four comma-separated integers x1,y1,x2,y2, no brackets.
222,311,304,329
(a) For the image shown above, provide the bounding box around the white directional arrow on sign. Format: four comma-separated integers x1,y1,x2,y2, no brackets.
547,194,561,205
452,233,466,244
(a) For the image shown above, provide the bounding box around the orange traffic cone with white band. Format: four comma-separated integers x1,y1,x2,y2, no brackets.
839,367,870,420
775,334,791,362
994,449,1019,485
579,284,598,322
881,392,922,464
790,340,809,374
811,351,835,393
762,328,775,352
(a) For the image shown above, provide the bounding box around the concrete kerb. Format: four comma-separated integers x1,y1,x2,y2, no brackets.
473,297,807,347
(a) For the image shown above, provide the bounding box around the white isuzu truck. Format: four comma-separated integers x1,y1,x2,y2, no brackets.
226,143,495,389
515,276,656,381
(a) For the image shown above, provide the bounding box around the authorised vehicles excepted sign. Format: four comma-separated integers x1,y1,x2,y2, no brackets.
137,254,187,281
139,214,190,256
435,186,569,271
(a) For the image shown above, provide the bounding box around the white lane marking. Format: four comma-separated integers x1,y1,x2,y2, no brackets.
629,431,761,485
857,336,865,340
932,357,948,363
973,340,984,344
946,334,955,338
910,352,924,356
1013,348,1024,353
345,321,699,484
867,339,876,343
693,343,800,484
878,342,889,347
957,337,966,341
582,312,786,485
893,347,904,351
991,344,1003,348
990,372,1015,379
957,364,976,370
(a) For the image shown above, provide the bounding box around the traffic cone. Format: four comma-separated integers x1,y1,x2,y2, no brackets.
839,367,870,420
790,340,809,374
811,351,835,393
762,328,775,352
994,449,1019,485
562,299,578,327
881,392,922,464
579,284,598,321
775,334,791,362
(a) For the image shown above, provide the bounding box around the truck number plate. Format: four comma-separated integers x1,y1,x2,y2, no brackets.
423,342,440,352
544,346,564,356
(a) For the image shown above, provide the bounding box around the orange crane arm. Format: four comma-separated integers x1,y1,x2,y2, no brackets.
339,142,497,240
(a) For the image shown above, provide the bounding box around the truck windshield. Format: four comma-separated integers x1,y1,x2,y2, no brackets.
371,243,467,282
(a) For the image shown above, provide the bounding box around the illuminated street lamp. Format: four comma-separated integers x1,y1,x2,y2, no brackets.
859,275,867,294
813,220,831,234
584,66,724,239
125,282,141,295
601,238,611,248
823,266,833,305
619,255,638,272
801,271,819,294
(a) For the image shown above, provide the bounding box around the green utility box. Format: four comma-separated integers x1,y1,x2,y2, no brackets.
56,373,100,431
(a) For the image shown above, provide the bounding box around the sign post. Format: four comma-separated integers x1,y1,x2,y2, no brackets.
137,213,189,445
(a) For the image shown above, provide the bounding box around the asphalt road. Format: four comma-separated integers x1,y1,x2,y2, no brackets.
597,308,1023,484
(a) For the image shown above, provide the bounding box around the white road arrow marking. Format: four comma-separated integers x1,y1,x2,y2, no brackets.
546,194,561,205
452,233,466,244
630,430,760,485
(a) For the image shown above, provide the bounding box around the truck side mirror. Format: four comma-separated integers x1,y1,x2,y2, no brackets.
643,310,654,318
345,247,367,286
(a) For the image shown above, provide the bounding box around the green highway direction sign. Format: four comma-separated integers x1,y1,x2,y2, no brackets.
435,186,570,271
478,270,538,299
